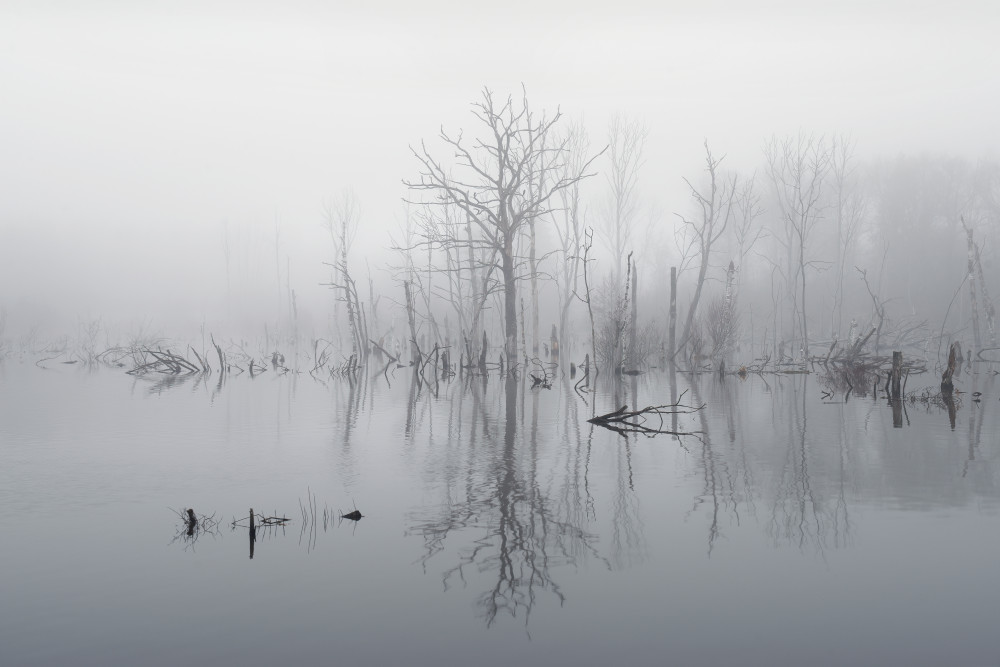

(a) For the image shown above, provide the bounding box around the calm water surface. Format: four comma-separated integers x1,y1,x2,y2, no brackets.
2,359,999,666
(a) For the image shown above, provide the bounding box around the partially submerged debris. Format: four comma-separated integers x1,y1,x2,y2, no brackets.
588,392,705,438
530,373,551,389
128,348,202,376
169,507,221,550
341,509,363,521
232,510,290,528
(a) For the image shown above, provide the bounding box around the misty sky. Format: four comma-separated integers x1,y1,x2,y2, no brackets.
1,0,998,334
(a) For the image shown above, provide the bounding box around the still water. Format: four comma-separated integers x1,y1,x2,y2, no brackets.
2,359,999,666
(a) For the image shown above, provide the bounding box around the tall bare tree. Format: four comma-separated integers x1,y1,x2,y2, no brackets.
829,134,865,338
524,125,555,356
405,88,601,364
598,114,647,289
730,172,766,286
397,201,499,361
676,140,737,359
764,133,831,358
553,120,590,361
323,189,363,356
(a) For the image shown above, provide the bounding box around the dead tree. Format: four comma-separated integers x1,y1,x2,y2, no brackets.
628,260,639,368
581,228,599,378
322,189,364,357
676,140,737,359
554,120,590,363
764,133,832,359
829,134,865,337
961,216,997,356
405,87,602,364
668,267,677,364
396,202,499,365
404,280,420,365
941,341,960,394
857,259,888,358
598,114,647,290
730,172,766,291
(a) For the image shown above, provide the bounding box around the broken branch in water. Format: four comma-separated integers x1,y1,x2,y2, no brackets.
530,373,551,389
127,348,203,376
231,512,290,527
587,391,705,438
169,507,221,550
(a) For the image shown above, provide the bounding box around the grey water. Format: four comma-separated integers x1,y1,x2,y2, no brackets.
2,360,999,667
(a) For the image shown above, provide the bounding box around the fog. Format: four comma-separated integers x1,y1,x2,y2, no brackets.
1,0,998,348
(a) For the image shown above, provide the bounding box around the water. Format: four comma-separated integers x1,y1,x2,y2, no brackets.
2,359,999,666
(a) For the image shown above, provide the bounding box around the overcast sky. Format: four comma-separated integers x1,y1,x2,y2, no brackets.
1,0,998,334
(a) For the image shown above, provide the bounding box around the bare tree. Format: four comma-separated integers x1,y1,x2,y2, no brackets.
553,120,590,361
731,172,766,286
405,87,602,364
524,124,555,356
396,201,500,363
764,133,832,358
322,189,364,356
598,114,647,289
829,134,866,337
675,140,737,359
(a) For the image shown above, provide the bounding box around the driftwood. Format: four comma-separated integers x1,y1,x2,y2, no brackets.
527,357,555,389
232,510,290,528
369,338,398,363
128,348,202,376
588,392,705,438
189,346,211,372
169,507,221,551
530,373,551,389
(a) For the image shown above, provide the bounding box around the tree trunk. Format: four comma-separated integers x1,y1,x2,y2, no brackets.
800,237,809,359
669,266,677,364
466,216,481,360
404,280,419,364
629,261,638,368
530,217,539,356
967,225,982,356
502,241,518,363
681,247,709,358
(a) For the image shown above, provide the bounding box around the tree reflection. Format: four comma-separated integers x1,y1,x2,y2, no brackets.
765,374,854,553
688,374,745,557
609,373,645,567
408,374,605,629
329,364,370,490
963,371,987,479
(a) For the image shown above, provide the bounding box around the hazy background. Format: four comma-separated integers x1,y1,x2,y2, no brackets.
1,0,997,340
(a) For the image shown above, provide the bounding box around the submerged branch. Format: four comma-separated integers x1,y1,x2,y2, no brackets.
588,392,705,438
